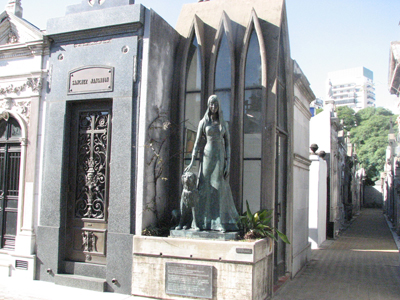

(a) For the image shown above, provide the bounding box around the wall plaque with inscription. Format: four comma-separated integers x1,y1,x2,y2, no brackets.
236,248,253,254
165,262,213,299
68,66,114,95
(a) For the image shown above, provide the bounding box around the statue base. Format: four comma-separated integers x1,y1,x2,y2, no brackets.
132,236,273,300
169,229,240,241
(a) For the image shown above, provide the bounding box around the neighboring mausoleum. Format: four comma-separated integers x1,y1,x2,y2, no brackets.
36,0,178,294
0,0,49,280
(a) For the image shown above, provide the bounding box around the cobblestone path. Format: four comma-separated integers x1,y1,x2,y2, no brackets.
274,208,400,300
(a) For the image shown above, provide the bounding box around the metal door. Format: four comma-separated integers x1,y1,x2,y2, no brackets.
0,117,21,250
66,102,112,265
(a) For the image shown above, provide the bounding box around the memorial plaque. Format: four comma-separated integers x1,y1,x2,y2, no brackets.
165,262,213,299
236,248,253,254
68,66,114,95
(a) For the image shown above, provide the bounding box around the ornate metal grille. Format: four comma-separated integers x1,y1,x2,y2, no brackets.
0,117,21,250
75,111,109,219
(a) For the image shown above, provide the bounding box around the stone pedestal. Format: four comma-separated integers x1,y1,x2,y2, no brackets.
169,230,240,241
132,236,273,300
309,154,327,249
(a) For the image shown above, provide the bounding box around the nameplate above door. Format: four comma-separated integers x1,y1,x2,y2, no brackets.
68,66,114,95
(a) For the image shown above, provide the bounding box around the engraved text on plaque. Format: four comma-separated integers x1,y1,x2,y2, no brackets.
165,262,213,299
68,66,114,95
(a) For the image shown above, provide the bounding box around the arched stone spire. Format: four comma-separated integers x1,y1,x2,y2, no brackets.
6,0,23,18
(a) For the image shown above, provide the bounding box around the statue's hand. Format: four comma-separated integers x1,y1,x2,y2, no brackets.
184,163,192,173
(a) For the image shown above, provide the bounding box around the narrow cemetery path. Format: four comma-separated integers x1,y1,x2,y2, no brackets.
273,208,400,300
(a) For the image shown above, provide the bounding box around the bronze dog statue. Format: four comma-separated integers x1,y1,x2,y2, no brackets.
175,171,199,230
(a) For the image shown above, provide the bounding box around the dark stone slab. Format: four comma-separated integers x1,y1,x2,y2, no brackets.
105,232,133,294
64,261,106,278
169,230,240,241
165,262,213,299
36,225,60,282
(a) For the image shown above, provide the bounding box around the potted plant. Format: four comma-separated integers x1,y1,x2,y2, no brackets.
239,201,290,243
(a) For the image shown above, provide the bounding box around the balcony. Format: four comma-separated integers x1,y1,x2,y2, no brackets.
334,99,356,105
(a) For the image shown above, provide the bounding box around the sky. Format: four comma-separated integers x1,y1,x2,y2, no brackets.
3,0,400,112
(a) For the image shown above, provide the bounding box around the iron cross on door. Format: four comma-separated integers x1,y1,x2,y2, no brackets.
66,101,112,265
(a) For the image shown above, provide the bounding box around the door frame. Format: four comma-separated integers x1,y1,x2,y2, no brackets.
0,110,27,251
64,100,112,265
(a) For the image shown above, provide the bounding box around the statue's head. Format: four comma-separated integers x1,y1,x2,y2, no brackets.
205,95,225,124
207,95,219,114
182,171,197,191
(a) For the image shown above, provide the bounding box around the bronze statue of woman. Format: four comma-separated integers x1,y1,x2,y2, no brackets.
185,95,239,232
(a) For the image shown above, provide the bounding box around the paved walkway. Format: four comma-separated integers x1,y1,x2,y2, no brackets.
274,208,400,300
0,277,149,300
0,208,398,300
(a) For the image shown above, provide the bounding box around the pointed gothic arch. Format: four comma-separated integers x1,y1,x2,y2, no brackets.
238,10,267,213
180,16,206,173
209,11,235,124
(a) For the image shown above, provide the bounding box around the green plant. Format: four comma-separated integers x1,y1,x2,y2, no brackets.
141,217,172,237
239,201,290,244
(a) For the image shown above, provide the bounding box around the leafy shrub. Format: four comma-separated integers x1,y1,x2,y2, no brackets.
239,201,290,244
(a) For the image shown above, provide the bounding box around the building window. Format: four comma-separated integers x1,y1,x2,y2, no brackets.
243,29,262,213
244,31,262,135
214,32,232,124
184,28,203,173
185,35,202,132
274,36,289,279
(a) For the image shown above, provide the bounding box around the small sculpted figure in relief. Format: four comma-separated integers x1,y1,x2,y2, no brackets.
88,0,105,6
7,31,18,44
175,172,199,231
185,95,239,232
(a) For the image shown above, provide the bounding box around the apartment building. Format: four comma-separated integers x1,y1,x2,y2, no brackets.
327,67,375,110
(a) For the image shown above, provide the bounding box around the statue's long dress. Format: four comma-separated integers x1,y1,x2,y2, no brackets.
197,121,239,231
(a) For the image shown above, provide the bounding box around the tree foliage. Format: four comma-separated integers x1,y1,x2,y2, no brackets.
337,106,397,185
336,106,356,132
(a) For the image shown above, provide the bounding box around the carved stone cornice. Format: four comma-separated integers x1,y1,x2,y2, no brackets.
0,71,45,81
0,98,31,125
0,40,50,60
294,153,312,171
293,60,316,103
0,77,42,96
294,96,312,120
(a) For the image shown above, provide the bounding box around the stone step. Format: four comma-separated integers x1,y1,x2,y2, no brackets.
54,274,106,292
64,261,106,278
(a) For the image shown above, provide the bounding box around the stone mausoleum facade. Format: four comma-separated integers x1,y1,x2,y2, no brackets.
36,0,178,294
0,0,315,299
386,38,400,235
0,0,49,279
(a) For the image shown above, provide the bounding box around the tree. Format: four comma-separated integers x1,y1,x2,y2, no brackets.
337,106,397,185
336,106,357,133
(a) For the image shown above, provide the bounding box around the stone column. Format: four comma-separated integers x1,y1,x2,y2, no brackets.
15,95,40,256
309,152,327,249
394,157,400,234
